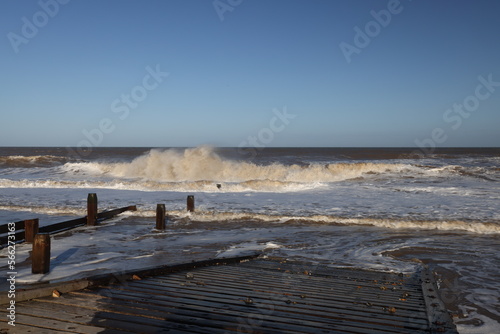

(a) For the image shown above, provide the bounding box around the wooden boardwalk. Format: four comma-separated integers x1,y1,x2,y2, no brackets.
0,257,457,333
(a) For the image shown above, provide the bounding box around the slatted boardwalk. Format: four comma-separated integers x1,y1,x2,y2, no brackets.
0,258,457,333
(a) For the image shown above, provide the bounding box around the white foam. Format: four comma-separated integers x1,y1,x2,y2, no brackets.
455,311,500,334
0,204,84,217
0,155,70,167
169,211,500,234
215,240,283,258
56,147,412,186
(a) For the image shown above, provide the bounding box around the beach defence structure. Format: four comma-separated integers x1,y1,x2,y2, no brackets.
155,195,197,229
156,204,166,230
24,218,39,243
0,193,137,275
187,195,195,212
0,194,137,248
32,233,50,274
87,193,98,226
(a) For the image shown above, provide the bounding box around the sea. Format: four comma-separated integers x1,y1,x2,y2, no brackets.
0,146,499,333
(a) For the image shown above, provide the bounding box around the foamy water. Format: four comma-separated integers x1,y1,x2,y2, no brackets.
56,147,415,187
0,146,499,333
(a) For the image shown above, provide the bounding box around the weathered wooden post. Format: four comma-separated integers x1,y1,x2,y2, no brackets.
156,204,166,230
87,193,98,226
24,218,39,243
187,195,195,212
32,233,51,274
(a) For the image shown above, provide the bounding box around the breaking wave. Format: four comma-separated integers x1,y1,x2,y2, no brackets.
61,147,412,184
1,147,496,192
0,155,72,168
111,210,500,234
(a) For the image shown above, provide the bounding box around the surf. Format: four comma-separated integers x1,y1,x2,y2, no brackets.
62,147,412,184
0,155,72,168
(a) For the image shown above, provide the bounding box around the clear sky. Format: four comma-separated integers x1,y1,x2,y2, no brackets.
1,0,499,148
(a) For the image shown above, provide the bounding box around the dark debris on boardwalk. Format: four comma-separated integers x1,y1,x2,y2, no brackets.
0,257,458,333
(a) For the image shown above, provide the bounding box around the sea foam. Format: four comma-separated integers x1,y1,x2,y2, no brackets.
62,147,411,184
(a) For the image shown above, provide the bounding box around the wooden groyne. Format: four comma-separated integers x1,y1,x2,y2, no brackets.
0,193,197,275
0,257,458,333
1,193,197,247
0,193,200,246
0,193,136,248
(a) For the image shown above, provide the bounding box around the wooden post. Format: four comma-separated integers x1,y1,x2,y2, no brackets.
156,204,166,230
87,193,98,226
187,195,195,212
32,233,50,274
24,218,39,243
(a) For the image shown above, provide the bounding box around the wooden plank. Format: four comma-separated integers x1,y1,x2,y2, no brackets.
154,267,426,310
421,267,458,334
0,279,90,305
243,259,415,282
39,205,136,235
1,258,457,334
204,263,421,289
65,290,402,334
0,220,25,234
32,295,286,334
0,254,260,305
35,296,239,334
13,300,188,334
82,253,261,290
142,284,425,329
39,217,86,234
96,205,137,221
134,276,426,319
135,272,428,321
197,266,416,294
196,265,425,305
0,206,137,248
0,321,70,333
0,230,26,246
0,310,106,333
86,283,427,333
93,310,233,334
195,270,424,310
64,286,427,334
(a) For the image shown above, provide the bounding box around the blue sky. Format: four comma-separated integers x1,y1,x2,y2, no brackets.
1,0,499,148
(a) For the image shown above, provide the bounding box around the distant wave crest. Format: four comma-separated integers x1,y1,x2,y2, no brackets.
0,155,72,168
61,147,411,185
